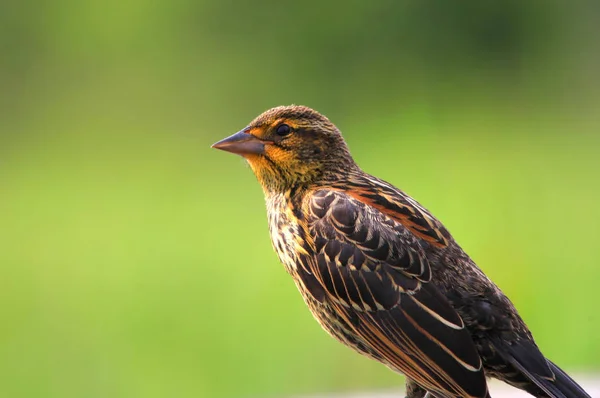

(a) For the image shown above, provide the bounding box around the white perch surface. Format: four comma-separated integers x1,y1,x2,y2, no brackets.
297,375,599,398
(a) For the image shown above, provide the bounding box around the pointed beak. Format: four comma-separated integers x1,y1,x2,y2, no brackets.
211,129,266,156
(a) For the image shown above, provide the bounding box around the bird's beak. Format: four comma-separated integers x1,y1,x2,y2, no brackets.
211,129,266,156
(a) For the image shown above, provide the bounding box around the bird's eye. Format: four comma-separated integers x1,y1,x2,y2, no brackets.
275,124,291,137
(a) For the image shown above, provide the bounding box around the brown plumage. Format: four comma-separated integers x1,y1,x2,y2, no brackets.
212,105,590,398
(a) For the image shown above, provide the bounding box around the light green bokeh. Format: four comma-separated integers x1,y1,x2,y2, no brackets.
1,2,599,397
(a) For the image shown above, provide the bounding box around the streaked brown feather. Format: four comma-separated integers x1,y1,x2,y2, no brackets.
297,189,488,398
329,175,451,247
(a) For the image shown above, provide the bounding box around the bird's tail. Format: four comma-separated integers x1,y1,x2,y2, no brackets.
542,360,590,398
491,337,591,398
502,350,590,398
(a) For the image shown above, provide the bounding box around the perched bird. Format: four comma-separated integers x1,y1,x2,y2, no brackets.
212,105,591,398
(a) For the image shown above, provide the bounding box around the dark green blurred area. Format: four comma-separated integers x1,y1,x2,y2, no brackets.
1,1,599,397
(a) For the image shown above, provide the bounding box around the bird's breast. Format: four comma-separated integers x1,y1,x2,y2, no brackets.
266,194,306,276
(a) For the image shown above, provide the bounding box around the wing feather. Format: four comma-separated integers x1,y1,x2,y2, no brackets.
302,189,488,398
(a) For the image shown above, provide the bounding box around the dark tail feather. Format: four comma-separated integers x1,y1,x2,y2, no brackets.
546,360,591,398
503,353,591,398
491,337,591,398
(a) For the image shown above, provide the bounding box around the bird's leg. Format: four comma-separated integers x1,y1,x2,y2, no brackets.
405,378,428,398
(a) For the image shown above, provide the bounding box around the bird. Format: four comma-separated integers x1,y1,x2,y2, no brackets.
212,105,591,398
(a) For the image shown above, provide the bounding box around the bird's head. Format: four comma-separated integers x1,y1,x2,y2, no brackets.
212,105,356,193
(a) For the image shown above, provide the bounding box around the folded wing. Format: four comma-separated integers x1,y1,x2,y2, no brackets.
300,189,489,398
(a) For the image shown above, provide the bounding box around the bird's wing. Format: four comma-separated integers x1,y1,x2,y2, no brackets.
330,174,452,248
299,189,488,398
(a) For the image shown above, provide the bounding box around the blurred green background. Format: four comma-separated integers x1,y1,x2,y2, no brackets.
1,1,599,397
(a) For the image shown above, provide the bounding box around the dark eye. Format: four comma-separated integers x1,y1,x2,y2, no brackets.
275,124,291,136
